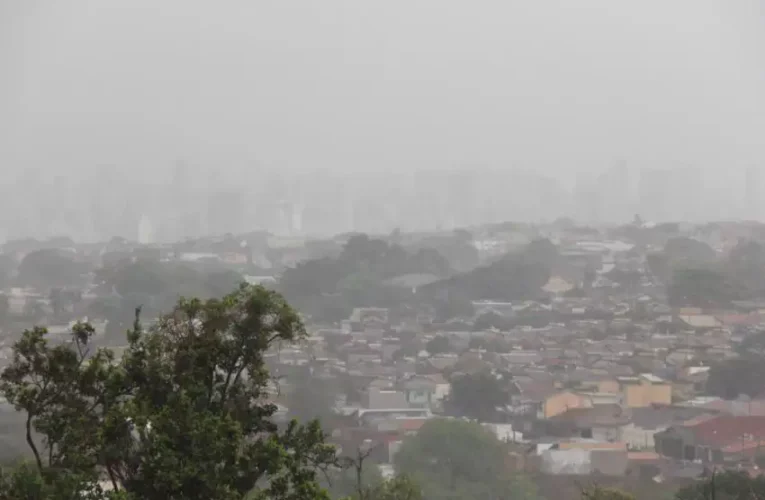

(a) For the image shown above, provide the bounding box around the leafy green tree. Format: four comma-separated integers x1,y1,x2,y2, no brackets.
287,373,340,432
646,253,671,283
647,237,717,285
425,336,451,355
726,239,765,297
394,419,521,500
663,237,716,266
421,230,479,273
506,474,543,500
668,268,743,308
279,234,453,321
205,269,246,299
706,356,765,399
366,475,422,500
424,240,554,303
0,284,337,500
17,249,91,289
581,486,636,500
323,461,383,500
445,372,509,422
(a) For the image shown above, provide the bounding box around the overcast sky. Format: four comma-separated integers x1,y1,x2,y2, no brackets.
2,0,765,190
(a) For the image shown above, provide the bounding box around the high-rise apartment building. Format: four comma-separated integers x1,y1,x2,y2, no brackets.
746,166,760,221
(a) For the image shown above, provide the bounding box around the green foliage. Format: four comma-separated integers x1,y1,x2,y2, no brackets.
406,231,479,273
17,249,91,289
424,239,556,302
668,267,743,308
279,234,452,321
663,237,716,267
424,336,451,355
98,259,243,303
445,372,509,422
91,260,244,341
581,485,636,500
647,237,716,284
726,239,765,297
287,373,340,432
394,419,522,500
0,284,337,500
322,463,383,499
706,356,765,399
365,475,422,500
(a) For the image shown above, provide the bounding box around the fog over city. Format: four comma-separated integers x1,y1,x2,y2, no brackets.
2,0,765,241
8,3,765,499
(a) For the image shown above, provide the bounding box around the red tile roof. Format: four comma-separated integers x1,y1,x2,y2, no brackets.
688,416,765,447
627,451,661,461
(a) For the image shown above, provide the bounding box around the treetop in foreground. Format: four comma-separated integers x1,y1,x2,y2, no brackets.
0,283,336,500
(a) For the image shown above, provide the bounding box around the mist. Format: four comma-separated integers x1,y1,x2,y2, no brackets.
2,0,765,240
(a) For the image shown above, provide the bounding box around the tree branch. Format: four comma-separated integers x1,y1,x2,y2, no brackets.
26,413,43,471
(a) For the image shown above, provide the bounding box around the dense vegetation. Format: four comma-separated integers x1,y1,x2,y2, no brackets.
0,284,336,499
279,234,452,323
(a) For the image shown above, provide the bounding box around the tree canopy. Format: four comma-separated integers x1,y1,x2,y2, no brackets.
422,240,556,303
667,268,744,308
706,356,765,399
445,372,510,422
726,239,765,297
279,234,452,323
0,284,337,500
17,249,91,289
646,237,716,284
394,419,532,500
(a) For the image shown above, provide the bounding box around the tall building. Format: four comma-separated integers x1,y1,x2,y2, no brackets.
676,166,704,222
138,215,154,244
574,173,598,223
746,167,760,221
638,167,677,222
207,189,244,236
597,163,631,223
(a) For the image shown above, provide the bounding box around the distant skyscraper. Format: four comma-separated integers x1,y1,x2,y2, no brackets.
574,173,598,223
138,215,154,244
597,163,630,223
745,167,760,220
676,166,703,222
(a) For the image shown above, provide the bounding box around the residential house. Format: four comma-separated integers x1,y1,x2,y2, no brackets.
620,405,715,450
540,441,628,476
547,405,631,442
364,387,409,410
655,415,765,463
542,391,591,419
619,374,672,408
401,375,449,409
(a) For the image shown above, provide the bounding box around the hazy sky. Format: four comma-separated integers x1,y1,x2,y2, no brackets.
2,0,765,189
